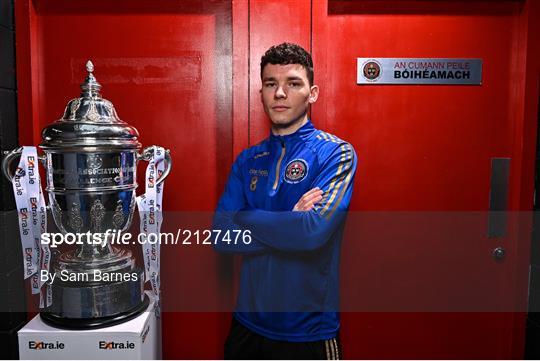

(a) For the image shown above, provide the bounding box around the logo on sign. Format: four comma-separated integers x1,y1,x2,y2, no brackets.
151,244,157,261
20,208,29,235
27,156,36,184
99,341,135,350
25,247,33,276
29,341,65,350
362,60,382,82
148,166,155,188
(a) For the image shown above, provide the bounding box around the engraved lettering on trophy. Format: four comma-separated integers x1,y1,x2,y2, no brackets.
53,166,134,176
81,167,118,175
90,199,106,233
68,203,84,233
112,200,125,230
87,177,113,185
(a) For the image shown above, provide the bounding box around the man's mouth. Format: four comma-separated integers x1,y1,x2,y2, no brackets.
272,106,290,112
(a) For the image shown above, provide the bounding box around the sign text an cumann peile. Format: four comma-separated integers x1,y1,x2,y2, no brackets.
357,58,482,85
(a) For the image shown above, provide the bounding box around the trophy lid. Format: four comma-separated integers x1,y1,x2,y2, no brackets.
41,60,141,149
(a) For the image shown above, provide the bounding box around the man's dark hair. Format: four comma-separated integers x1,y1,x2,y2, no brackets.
260,42,314,86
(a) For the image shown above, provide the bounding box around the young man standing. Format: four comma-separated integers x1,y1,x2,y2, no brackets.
213,43,357,359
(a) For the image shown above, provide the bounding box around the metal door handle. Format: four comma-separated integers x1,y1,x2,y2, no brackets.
493,247,506,260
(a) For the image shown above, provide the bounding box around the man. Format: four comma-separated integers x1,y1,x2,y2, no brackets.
213,42,357,359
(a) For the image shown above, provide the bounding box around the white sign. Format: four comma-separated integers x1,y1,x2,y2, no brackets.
357,58,482,85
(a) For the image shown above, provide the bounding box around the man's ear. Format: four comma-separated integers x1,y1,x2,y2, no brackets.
309,85,319,104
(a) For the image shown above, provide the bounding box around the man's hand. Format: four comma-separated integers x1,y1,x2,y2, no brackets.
293,187,324,212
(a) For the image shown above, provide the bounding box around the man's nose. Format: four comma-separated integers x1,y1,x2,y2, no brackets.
275,85,287,99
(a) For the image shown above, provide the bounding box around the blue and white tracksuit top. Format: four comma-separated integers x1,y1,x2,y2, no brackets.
213,119,357,342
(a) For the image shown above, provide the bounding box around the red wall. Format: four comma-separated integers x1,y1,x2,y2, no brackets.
14,0,540,358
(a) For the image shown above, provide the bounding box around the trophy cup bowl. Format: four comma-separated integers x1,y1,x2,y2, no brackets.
2,61,172,328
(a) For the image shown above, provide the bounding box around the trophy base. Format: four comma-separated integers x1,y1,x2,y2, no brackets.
40,294,150,330
40,267,148,329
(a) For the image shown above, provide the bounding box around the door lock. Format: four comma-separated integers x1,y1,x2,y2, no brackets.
492,247,506,260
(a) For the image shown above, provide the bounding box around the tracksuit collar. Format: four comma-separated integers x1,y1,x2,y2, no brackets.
269,119,315,144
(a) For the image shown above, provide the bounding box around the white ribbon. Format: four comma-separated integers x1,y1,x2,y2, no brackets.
136,146,165,317
12,146,50,307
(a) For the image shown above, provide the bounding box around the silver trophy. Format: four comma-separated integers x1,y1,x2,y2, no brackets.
2,61,172,328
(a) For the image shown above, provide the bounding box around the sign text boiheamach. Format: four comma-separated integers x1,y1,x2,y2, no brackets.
357,58,482,85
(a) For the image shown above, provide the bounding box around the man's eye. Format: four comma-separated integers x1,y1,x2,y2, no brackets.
265,83,276,88
289,82,301,87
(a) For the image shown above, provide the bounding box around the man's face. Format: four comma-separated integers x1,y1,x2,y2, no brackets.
261,63,318,130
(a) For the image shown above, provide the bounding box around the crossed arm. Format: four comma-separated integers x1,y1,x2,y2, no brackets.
212,144,356,254
212,180,323,254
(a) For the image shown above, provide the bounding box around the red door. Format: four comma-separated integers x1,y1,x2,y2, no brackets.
310,0,539,359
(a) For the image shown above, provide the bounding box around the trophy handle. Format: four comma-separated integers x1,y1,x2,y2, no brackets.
138,146,172,185
2,147,46,182
2,147,23,182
